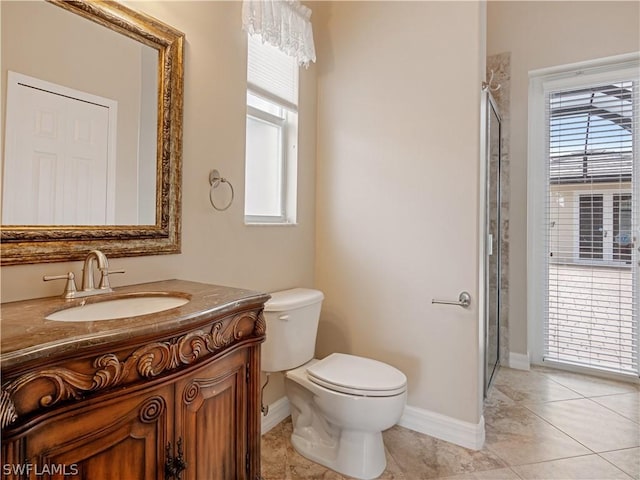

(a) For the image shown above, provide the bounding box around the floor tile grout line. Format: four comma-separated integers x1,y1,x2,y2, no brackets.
535,370,594,398
508,465,525,480
492,368,587,403
482,442,528,471
483,397,587,457
506,452,599,468
482,401,593,468
584,390,640,399
496,367,639,424
596,446,640,455
522,398,640,457
518,402,599,457
484,434,599,470
524,393,640,431
588,395,640,425
497,376,639,443
534,367,640,395
509,453,636,480
487,388,640,476
595,450,638,479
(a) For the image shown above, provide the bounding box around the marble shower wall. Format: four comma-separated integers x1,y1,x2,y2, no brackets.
487,52,511,364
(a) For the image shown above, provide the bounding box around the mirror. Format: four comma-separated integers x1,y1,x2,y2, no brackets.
0,0,184,265
2,1,159,226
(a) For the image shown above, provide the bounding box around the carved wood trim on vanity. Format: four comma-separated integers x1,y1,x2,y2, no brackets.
1,310,266,429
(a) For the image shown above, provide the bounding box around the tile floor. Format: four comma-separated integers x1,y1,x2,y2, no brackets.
261,366,640,479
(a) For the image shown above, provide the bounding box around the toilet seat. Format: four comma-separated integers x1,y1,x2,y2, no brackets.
306,353,407,397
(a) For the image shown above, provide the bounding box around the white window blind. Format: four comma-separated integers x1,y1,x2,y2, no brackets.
247,35,298,112
545,77,638,375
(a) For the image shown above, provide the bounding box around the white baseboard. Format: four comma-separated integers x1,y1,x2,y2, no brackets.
261,397,291,434
507,352,531,371
398,405,485,450
260,396,485,451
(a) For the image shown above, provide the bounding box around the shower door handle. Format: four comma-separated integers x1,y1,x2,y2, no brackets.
488,234,493,256
432,291,471,308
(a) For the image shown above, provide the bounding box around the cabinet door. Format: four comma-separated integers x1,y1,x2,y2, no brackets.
18,386,172,480
174,349,248,480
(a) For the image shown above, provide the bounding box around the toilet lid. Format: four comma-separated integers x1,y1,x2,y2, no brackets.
306,353,407,397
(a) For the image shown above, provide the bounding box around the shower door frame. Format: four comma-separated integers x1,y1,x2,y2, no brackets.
484,90,502,396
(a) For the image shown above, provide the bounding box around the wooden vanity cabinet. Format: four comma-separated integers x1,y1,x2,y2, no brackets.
1,283,267,480
5,348,254,480
15,383,173,480
175,347,253,480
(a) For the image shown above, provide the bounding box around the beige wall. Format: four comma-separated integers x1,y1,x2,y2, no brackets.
487,1,640,357
0,0,318,406
314,1,485,423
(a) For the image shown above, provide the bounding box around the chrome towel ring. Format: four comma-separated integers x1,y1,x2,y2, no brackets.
208,169,234,211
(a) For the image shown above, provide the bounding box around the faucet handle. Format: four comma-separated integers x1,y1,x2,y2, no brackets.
43,272,78,299
98,268,125,290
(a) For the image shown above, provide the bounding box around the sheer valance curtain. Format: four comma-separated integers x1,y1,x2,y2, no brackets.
242,0,316,67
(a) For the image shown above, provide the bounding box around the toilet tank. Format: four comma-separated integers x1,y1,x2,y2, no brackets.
261,288,324,372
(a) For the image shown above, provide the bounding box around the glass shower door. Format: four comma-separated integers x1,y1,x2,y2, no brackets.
485,91,501,395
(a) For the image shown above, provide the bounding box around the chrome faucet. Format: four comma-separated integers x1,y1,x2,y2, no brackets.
43,250,125,299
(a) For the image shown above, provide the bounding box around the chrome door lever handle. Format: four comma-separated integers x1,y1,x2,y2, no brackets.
432,291,471,308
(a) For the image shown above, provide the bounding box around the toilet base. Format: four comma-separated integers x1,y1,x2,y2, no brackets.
290,427,387,480
284,359,405,480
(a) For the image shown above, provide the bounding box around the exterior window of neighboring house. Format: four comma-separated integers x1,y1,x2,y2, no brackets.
578,194,604,260
577,192,633,264
613,194,633,262
244,35,298,225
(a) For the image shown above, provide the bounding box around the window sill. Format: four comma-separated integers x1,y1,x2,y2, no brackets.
244,221,298,227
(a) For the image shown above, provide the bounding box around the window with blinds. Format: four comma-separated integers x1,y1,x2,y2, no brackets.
545,77,638,375
245,36,298,224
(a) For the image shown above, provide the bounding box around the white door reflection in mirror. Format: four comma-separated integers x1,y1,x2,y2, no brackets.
3,71,116,225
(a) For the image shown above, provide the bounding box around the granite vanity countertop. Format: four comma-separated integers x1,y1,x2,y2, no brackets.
0,279,270,373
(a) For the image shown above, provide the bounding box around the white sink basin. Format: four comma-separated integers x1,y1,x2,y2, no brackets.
46,295,189,322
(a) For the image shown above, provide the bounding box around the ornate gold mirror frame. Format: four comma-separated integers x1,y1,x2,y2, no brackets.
0,0,184,265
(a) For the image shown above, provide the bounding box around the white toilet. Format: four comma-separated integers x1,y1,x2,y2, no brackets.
262,288,407,480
